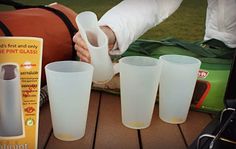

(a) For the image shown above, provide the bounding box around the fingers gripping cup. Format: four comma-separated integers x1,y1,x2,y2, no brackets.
119,56,161,129
0,64,23,137
159,55,201,124
45,61,93,141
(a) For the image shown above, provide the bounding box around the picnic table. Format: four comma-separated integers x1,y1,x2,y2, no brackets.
38,90,213,149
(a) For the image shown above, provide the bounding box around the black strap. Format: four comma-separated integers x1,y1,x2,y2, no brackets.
0,21,12,36
0,0,78,60
0,0,26,9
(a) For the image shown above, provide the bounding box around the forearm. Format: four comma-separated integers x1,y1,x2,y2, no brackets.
100,26,117,51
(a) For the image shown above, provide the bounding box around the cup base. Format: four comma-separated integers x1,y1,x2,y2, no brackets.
122,121,150,129
93,79,111,84
54,133,84,141
159,116,186,124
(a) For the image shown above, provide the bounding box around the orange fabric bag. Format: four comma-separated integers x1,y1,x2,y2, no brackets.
0,1,78,87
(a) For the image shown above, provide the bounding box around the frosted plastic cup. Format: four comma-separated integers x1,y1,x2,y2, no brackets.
119,56,161,129
76,11,114,84
159,55,201,124
45,61,93,141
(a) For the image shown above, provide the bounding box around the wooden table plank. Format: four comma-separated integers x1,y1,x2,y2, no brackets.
38,91,213,149
141,104,187,149
38,102,52,149
45,91,101,149
179,111,212,146
94,93,140,149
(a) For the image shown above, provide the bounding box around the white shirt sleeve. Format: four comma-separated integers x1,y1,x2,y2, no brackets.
98,0,183,55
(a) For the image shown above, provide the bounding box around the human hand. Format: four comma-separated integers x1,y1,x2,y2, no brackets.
73,26,116,63
73,31,91,63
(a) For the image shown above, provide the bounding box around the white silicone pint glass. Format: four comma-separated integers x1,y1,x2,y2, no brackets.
76,11,114,84
119,56,161,129
159,55,201,124
0,63,23,137
45,61,93,141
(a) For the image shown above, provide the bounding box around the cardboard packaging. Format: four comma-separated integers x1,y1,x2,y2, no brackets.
0,37,43,149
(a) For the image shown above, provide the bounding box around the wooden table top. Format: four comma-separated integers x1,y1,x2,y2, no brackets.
38,90,213,149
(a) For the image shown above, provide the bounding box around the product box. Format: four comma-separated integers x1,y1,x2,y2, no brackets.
0,37,43,149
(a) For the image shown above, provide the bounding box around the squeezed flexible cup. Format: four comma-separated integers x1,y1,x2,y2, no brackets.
119,56,161,129
45,61,93,141
75,11,114,84
159,55,201,124
0,64,23,137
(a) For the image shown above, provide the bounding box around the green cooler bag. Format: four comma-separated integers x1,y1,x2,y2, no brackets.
93,38,236,113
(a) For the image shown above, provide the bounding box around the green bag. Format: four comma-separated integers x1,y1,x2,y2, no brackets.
94,38,236,113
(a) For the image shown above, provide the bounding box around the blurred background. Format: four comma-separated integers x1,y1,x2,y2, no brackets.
0,0,207,42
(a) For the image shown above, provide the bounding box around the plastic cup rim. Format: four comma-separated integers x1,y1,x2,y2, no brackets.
45,60,94,73
119,56,159,67
160,54,201,65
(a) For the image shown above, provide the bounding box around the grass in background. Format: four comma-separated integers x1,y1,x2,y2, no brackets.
143,0,207,41
1,0,207,42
